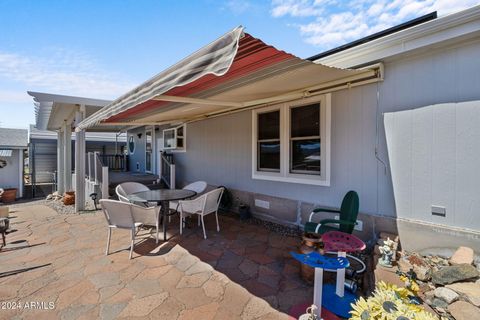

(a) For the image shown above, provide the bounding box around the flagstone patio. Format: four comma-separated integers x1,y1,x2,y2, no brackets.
0,202,312,319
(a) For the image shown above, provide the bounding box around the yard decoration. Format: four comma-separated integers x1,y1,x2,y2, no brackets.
350,281,439,320
320,231,366,318
290,250,349,320
379,238,396,268
63,191,75,205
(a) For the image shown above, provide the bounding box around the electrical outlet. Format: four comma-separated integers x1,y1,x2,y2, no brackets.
335,215,363,231
254,199,270,209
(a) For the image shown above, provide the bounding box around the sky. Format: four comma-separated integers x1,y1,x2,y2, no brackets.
0,0,479,129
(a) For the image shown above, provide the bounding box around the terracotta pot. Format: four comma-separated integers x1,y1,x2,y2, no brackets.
1,188,17,203
63,191,75,206
299,233,322,283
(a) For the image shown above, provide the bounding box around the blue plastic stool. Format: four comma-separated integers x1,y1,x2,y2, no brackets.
291,251,349,320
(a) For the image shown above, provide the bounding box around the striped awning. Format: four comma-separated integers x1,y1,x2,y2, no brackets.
0,150,13,157
78,26,380,130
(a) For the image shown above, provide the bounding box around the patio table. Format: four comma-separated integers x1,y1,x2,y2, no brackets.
128,189,196,241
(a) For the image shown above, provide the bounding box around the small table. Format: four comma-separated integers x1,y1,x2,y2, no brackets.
291,251,349,320
128,189,196,241
321,231,366,318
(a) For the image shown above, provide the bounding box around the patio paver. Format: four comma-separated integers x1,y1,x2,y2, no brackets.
0,203,311,319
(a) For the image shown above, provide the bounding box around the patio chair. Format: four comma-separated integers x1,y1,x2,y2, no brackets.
100,199,160,259
116,182,149,202
178,187,224,239
169,180,208,214
304,191,359,235
116,182,157,207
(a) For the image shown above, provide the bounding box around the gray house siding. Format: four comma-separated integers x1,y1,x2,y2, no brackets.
173,38,480,236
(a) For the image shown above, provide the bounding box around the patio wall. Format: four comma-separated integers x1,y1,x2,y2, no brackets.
172,38,480,250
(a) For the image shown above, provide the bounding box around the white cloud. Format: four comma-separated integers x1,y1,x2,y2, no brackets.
271,0,480,49
0,48,134,100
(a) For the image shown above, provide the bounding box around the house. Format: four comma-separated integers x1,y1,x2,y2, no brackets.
73,6,480,253
27,124,127,198
0,128,28,199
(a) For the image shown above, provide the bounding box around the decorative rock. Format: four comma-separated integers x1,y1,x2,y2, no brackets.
434,287,459,304
414,264,432,281
423,290,435,305
431,297,449,310
448,301,480,320
450,246,474,265
432,264,479,285
398,258,413,274
446,282,480,306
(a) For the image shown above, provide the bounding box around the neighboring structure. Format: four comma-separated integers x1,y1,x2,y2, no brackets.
0,128,28,199
28,91,126,211
75,6,480,252
27,125,126,197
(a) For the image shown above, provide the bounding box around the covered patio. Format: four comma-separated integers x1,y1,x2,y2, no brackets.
1,202,306,319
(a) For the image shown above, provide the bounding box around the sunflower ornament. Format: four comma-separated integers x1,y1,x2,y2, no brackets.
350,281,439,320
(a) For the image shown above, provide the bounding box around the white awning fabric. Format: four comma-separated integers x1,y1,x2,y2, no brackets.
78,27,244,130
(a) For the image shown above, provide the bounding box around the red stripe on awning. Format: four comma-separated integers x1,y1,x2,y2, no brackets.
106,33,295,122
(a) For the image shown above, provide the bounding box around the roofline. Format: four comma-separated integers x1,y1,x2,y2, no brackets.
313,5,480,68
307,12,438,61
27,91,112,106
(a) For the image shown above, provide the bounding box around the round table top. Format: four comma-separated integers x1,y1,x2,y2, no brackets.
128,189,196,202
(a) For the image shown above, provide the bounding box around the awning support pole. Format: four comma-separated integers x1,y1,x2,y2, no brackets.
75,105,86,212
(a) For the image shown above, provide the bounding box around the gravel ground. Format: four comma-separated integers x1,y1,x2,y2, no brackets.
0,197,99,214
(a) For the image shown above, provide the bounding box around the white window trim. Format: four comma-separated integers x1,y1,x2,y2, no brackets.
251,94,331,186
145,127,154,173
162,124,187,153
172,124,187,153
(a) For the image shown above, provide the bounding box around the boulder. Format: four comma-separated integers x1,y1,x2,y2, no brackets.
434,287,459,304
450,246,474,265
432,264,479,285
448,301,480,320
446,282,480,306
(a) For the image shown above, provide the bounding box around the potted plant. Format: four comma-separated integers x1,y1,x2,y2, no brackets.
0,187,17,203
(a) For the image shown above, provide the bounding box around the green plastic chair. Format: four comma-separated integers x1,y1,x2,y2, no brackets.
304,191,359,235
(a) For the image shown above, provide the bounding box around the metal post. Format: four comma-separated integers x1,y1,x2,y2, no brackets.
101,166,109,199
63,121,72,191
75,109,86,212
314,267,323,319
336,251,346,297
57,130,65,195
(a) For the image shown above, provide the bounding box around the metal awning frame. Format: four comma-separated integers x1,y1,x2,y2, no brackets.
78,63,383,129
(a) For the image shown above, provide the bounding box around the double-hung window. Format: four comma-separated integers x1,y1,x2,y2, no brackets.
252,94,330,186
